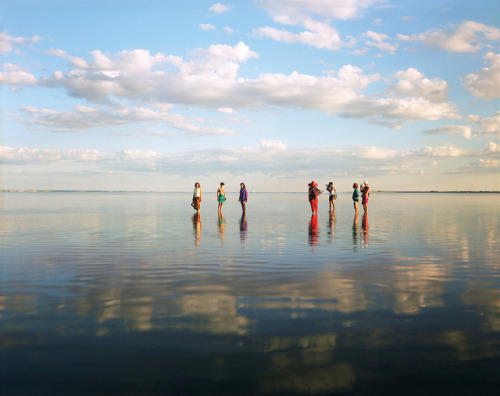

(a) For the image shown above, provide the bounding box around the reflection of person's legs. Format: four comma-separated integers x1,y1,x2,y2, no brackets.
310,199,318,214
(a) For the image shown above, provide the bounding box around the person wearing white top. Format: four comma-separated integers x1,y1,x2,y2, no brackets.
191,182,202,212
326,181,337,211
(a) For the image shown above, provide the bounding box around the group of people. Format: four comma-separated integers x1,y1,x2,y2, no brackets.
192,180,370,216
191,182,248,215
307,180,370,215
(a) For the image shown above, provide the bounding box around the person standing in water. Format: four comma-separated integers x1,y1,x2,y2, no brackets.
238,183,248,213
361,181,370,213
326,181,337,211
308,181,322,215
217,182,226,215
191,182,202,213
352,183,360,215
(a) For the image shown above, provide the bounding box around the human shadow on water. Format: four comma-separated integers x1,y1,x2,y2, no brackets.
361,212,369,248
352,213,359,251
240,212,247,244
192,213,202,246
308,213,319,248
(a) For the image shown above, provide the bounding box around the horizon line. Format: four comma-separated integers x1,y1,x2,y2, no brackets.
2,189,499,194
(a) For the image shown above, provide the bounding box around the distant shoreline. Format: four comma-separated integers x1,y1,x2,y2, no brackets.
1,190,499,194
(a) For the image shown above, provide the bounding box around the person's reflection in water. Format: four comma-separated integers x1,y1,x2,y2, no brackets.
217,213,226,243
308,213,319,248
327,209,336,244
192,213,202,246
361,212,369,248
352,212,359,251
240,211,248,244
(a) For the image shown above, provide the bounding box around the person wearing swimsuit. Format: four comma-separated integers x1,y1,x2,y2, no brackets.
217,182,226,215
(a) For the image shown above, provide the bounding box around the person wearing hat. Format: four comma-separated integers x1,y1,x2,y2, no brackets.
308,181,322,214
361,181,370,213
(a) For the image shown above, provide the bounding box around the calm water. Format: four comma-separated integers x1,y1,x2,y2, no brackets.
1,192,499,395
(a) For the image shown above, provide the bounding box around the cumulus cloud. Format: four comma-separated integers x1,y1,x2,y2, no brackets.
260,139,287,151
255,0,383,23
461,52,500,100
2,138,491,181
467,112,500,136
252,0,377,50
16,105,238,136
0,32,41,53
0,145,103,162
3,40,459,128
0,64,37,86
419,144,470,157
209,3,231,14
389,68,449,103
486,141,500,153
424,125,473,139
253,20,347,50
398,20,500,53
424,113,500,140
200,24,216,31
362,31,398,54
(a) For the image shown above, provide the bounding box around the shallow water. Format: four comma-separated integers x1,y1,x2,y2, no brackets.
1,192,499,395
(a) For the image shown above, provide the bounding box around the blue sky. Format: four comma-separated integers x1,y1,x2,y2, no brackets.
1,0,499,192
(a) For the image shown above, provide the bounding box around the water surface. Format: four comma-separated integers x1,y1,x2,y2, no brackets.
1,192,499,395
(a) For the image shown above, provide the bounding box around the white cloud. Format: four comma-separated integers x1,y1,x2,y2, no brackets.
398,20,500,53
0,64,37,86
16,105,238,136
254,19,346,50
461,52,500,100
362,31,398,54
200,24,216,31
471,159,499,168
260,139,287,151
419,145,469,157
1,42,456,127
2,139,493,184
424,125,473,139
0,145,103,162
467,112,500,136
255,0,384,22
0,32,41,53
209,3,231,14
486,142,500,153
389,68,449,103
424,113,500,140
217,107,235,114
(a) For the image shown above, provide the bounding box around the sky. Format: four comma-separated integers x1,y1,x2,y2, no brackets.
1,0,499,192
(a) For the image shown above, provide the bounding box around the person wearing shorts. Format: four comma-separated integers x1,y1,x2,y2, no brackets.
326,182,336,211
352,183,360,215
